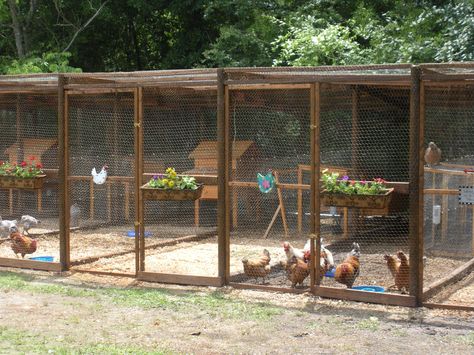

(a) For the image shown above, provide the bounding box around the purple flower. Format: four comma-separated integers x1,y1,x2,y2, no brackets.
342,175,349,181
153,175,158,180
262,180,271,189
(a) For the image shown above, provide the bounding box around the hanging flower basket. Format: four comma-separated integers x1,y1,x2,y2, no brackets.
0,157,45,189
321,188,394,209
141,183,204,201
141,167,204,201
0,175,46,189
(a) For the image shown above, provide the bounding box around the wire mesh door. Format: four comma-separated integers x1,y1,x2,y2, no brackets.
227,85,312,290
66,90,137,274
422,82,474,307
0,93,60,270
138,86,219,284
318,83,411,297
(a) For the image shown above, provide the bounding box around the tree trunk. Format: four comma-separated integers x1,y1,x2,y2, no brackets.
8,0,25,58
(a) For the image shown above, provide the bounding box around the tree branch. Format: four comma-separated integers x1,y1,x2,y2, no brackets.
7,0,25,58
62,0,109,52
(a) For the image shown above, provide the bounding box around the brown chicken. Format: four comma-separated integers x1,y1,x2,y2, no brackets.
334,242,360,288
286,256,310,288
395,251,410,293
424,141,441,167
10,227,37,258
242,249,271,283
384,254,400,279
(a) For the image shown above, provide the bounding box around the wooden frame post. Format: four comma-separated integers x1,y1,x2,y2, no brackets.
136,87,144,274
58,75,70,271
409,65,423,305
217,68,228,284
310,82,321,289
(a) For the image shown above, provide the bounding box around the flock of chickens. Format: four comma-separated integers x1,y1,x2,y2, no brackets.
0,215,41,258
242,240,410,292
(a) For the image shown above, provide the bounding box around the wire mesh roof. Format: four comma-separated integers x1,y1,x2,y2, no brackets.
0,63,473,91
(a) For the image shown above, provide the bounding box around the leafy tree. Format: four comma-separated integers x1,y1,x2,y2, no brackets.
0,52,81,74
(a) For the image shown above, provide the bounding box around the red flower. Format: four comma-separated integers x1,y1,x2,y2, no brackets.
36,163,43,169
350,180,355,185
20,161,27,167
29,167,33,172
29,156,36,161
0,161,3,165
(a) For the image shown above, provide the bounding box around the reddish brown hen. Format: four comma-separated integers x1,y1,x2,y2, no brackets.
10,227,37,258
242,249,271,283
334,242,360,288
286,256,310,288
395,251,410,293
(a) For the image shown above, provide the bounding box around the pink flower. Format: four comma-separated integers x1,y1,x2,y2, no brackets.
20,161,27,167
262,179,271,189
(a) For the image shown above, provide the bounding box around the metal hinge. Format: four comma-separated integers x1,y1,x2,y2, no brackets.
134,122,141,128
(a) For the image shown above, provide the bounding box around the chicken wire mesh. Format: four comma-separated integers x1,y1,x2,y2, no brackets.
423,83,474,307
0,93,59,263
0,65,472,308
66,91,137,273
141,86,218,277
318,83,410,293
228,88,312,288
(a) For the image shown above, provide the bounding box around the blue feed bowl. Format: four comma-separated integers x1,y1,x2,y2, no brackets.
126,230,152,238
325,267,336,278
29,256,54,262
352,285,385,293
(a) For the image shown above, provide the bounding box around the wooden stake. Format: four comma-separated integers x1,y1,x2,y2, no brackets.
263,205,282,239
273,171,288,236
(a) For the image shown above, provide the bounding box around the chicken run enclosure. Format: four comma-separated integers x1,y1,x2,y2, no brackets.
0,64,473,310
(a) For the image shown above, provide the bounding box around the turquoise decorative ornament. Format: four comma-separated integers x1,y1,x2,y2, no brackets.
257,172,275,193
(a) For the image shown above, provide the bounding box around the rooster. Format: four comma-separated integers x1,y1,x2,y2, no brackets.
9,226,37,258
91,165,108,185
395,251,410,293
286,256,310,288
334,242,360,288
20,215,41,235
242,249,271,283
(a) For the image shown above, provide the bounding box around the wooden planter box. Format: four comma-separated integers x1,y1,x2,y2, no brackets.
0,175,46,189
141,183,204,201
321,188,394,209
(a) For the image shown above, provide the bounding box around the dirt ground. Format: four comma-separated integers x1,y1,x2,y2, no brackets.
0,268,473,354
1,224,471,305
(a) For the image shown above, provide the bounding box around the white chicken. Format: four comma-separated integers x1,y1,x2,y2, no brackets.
0,217,18,237
91,165,108,185
282,241,306,262
302,238,335,269
20,215,41,235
